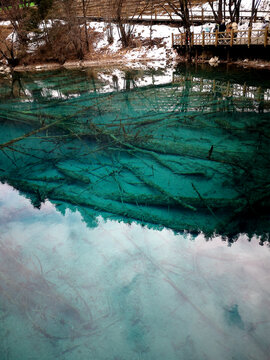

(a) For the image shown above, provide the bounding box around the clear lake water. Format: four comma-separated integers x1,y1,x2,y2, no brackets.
0,64,269,359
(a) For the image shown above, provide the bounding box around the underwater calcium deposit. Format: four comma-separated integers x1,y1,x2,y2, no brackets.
0,64,270,359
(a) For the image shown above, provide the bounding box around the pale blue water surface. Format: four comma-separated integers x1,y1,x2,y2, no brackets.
0,183,270,360
0,64,270,359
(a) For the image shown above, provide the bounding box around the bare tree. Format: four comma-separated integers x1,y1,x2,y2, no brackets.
0,0,31,44
81,0,91,51
208,0,224,24
0,0,33,66
112,0,135,47
56,0,85,59
208,0,243,24
111,0,150,48
228,0,242,23
0,30,19,67
101,0,114,44
164,0,192,57
250,0,262,27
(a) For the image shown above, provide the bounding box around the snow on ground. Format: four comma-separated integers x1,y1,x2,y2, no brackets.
87,0,269,69
125,23,180,68
1,0,269,70
88,12,268,69
0,21,11,26
88,21,180,69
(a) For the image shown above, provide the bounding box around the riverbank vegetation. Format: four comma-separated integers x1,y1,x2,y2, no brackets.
0,0,269,70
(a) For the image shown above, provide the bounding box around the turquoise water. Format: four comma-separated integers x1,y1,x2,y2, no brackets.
0,65,269,237
0,65,270,359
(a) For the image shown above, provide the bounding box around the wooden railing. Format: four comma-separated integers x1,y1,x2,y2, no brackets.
128,9,270,23
1,0,269,24
172,75,270,103
128,6,269,22
71,0,270,23
188,9,268,22
173,28,270,47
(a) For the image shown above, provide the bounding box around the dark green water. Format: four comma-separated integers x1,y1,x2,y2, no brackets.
0,65,270,359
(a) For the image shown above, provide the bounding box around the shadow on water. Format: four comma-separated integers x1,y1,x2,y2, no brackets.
0,64,270,240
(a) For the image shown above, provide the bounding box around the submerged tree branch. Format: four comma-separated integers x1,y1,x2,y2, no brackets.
0,118,64,150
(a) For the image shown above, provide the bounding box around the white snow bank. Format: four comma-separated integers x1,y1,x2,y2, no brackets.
87,21,179,69
0,21,11,26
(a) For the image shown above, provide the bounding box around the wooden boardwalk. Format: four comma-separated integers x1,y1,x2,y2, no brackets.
172,28,270,48
62,0,269,25
78,11,269,26
1,1,269,25
172,74,270,105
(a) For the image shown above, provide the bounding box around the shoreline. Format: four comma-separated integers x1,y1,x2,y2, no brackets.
11,58,270,72
10,57,166,73
0,56,270,74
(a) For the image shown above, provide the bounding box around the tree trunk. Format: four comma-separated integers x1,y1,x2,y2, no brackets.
82,0,89,52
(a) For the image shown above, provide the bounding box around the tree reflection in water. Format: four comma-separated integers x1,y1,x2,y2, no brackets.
0,65,269,240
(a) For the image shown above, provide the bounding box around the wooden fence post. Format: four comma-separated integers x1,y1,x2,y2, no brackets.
202,8,204,22
215,30,218,46
172,33,174,46
230,29,234,46
202,31,205,46
248,27,251,47
264,27,268,47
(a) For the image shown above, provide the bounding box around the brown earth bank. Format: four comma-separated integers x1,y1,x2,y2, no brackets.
10,57,157,72
0,58,268,73
0,53,269,73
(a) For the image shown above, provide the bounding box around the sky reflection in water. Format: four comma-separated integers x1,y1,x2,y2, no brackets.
0,183,270,360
